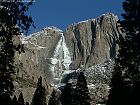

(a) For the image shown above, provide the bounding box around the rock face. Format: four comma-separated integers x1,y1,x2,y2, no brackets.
18,27,63,83
14,27,62,102
13,13,122,103
64,13,121,69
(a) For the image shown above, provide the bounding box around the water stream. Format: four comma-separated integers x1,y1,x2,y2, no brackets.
49,33,72,86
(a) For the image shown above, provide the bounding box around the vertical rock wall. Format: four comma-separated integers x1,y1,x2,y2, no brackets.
13,13,122,103
64,13,121,69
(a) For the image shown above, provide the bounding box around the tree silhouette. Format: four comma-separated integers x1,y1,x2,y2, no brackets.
48,90,57,105
12,95,18,105
107,66,125,105
0,1,34,104
60,83,73,105
31,76,46,105
18,92,25,105
25,102,29,105
107,0,140,105
72,72,90,105
48,89,61,105
0,93,12,105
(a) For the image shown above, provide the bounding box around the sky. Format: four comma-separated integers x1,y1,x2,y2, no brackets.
27,0,124,34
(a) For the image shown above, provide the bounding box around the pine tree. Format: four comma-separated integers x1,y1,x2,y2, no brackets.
0,1,34,104
121,0,140,84
12,95,18,105
31,76,46,105
60,83,73,105
48,89,61,105
25,102,29,105
120,1,140,104
0,93,12,105
107,65,125,105
18,92,25,105
107,0,140,105
72,72,90,105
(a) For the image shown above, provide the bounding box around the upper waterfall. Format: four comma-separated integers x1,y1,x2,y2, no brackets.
49,31,72,85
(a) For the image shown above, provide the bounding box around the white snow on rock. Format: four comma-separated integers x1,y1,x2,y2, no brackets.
43,26,63,33
49,32,72,85
36,46,46,50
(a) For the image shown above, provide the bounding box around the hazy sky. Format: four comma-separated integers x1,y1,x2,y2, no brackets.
27,0,124,34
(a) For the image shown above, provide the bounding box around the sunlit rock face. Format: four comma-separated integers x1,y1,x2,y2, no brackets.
15,13,122,87
14,13,122,103
14,27,63,102
15,27,67,84
14,26,73,101
64,13,121,69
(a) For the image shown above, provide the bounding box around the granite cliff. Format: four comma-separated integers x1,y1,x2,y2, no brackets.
64,13,121,69
13,13,122,103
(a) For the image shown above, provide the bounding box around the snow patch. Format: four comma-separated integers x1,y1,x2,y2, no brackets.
49,33,72,85
43,26,63,33
88,84,96,89
62,70,75,76
36,46,46,50
77,20,89,24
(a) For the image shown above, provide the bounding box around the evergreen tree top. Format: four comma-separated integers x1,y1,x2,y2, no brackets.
48,89,58,105
37,76,42,88
0,0,35,34
121,0,140,32
18,92,25,105
31,76,46,105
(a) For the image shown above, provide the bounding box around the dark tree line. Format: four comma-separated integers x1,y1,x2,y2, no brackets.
31,76,46,105
60,72,90,105
72,72,90,105
107,0,140,105
60,83,72,105
46,72,91,105
0,0,34,105
48,89,61,105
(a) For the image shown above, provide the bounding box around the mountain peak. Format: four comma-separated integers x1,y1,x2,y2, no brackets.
42,26,63,33
66,13,118,31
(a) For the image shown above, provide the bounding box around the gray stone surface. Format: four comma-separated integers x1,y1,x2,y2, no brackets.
13,13,122,103
64,13,121,69
14,27,62,103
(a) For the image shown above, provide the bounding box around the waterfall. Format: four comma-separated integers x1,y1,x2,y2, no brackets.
49,33,72,86
62,35,72,70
